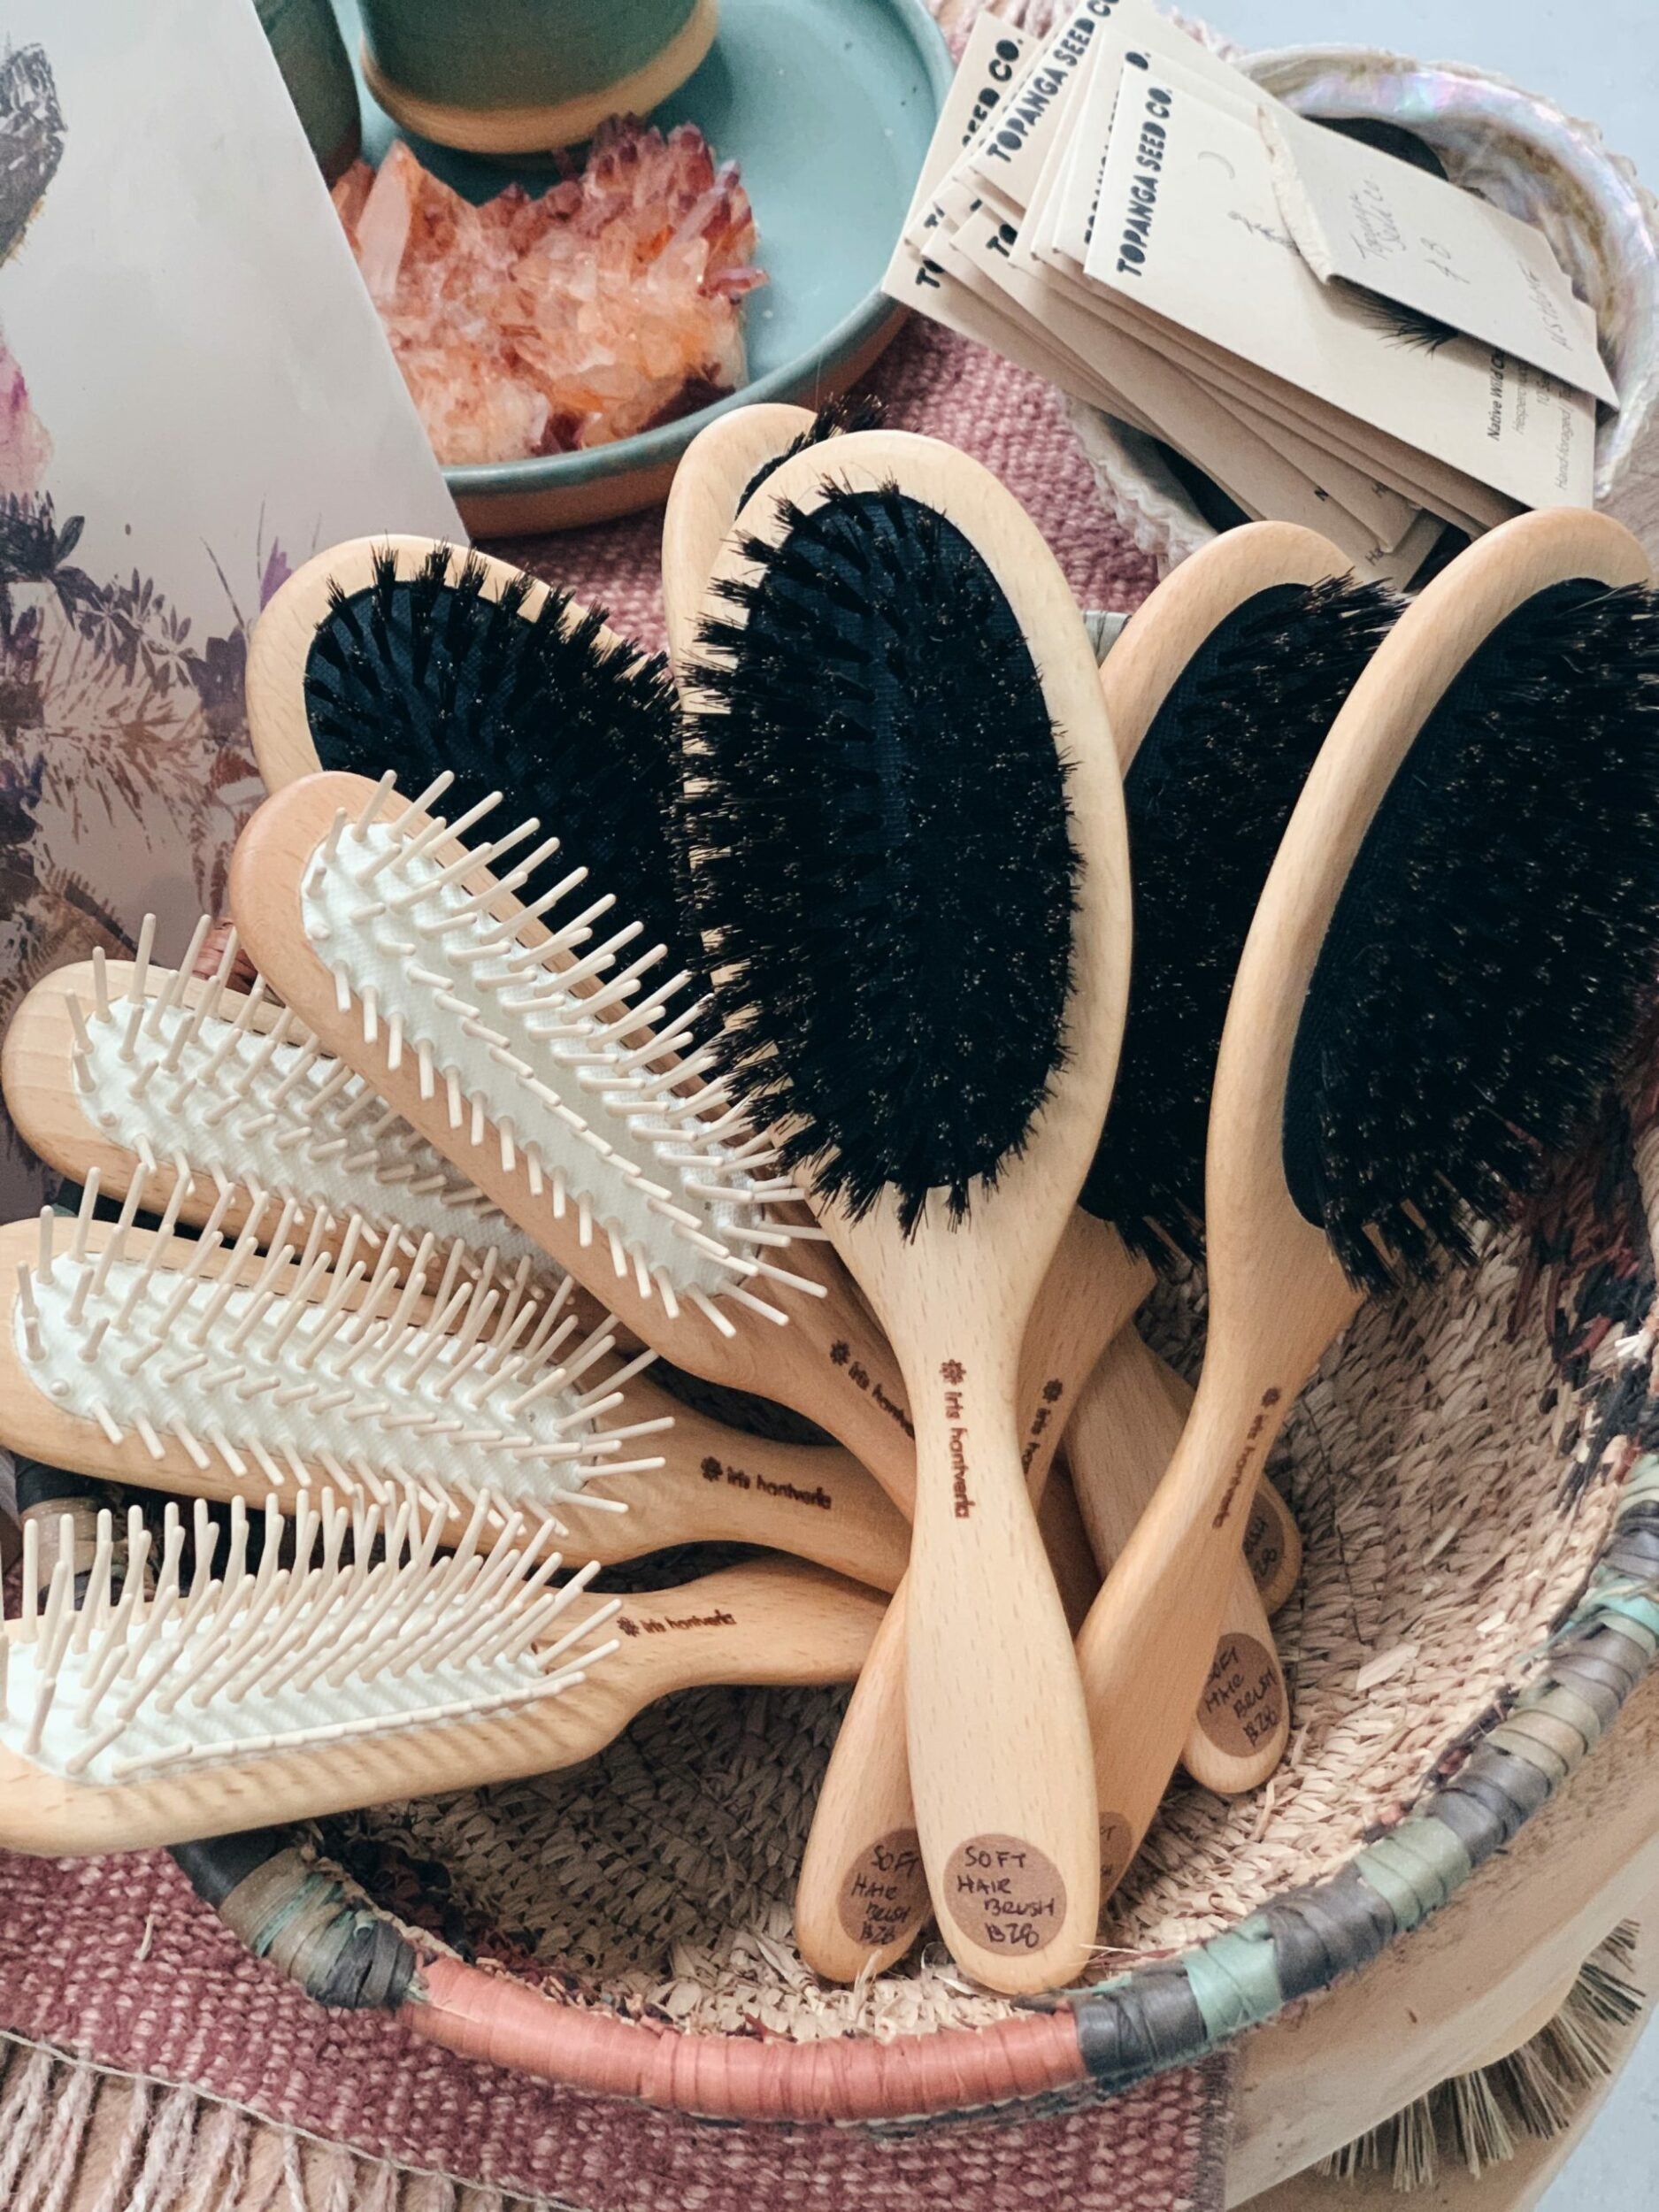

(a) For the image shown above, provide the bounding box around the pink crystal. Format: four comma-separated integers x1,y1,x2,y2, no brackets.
333,119,764,465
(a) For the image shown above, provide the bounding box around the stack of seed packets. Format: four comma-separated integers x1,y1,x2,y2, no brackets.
885,1,1611,583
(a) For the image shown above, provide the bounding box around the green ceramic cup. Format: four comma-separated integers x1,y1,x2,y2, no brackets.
357,0,719,156
257,0,362,184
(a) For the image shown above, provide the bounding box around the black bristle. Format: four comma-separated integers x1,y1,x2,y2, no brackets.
302,545,696,981
1283,578,1659,1294
1341,282,1462,353
1080,577,1399,1260
737,395,887,512
1079,575,1407,1265
682,481,1079,1235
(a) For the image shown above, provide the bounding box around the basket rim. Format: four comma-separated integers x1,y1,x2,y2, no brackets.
172,1445,1659,2125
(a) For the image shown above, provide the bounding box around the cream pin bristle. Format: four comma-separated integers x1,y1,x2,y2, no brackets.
0,1491,619,1784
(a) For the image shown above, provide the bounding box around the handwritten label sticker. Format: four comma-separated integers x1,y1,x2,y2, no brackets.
1199,1632,1285,1759
838,1827,928,1950
1244,1488,1290,1602
1099,1811,1135,1890
946,1832,1066,1955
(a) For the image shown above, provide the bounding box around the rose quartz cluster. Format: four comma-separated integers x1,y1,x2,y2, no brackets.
333,119,764,466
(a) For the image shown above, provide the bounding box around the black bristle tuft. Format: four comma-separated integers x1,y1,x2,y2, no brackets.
737,395,887,512
303,545,696,979
1284,578,1659,1294
1081,577,1399,1259
682,481,1079,1235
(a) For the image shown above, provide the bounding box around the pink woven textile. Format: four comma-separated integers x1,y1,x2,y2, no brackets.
0,1853,1230,2209
493,316,1160,649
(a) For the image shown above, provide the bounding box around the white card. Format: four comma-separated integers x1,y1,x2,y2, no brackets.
966,0,1133,213
882,17,1033,305
1082,58,1596,513
1263,103,1617,408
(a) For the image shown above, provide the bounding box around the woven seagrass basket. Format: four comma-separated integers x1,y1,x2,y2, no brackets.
148,1026,1659,2141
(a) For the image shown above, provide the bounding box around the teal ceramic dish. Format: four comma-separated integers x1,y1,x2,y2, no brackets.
332,0,951,532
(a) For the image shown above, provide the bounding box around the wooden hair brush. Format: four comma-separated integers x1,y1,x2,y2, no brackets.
667,415,1313,1979
1079,507,1659,1901
682,428,1130,1993
1,950,910,1590
0,1490,883,1855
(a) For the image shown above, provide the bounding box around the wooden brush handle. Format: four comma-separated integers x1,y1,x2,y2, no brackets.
1068,1331,1288,1798
1148,1349,1302,1615
1076,1333,1326,1901
905,1334,1097,1989
795,1216,1142,1982
618,1372,910,1592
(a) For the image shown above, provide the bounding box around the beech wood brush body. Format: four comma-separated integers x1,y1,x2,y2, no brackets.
664,411,1302,1980
1078,507,1659,1901
1,956,909,1590
0,1491,883,1855
682,429,1130,1993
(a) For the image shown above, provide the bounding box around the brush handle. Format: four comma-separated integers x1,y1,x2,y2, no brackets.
1145,1348,1302,1617
905,1331,1098,1990
795,1468,1101,1981
1068,1331,1288,1798
1078,1295,1353,1901
795,1214,1143,1982
618,1374,910,1592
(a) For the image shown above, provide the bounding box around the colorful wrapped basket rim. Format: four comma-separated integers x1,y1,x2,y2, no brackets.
158,1417,1659,2126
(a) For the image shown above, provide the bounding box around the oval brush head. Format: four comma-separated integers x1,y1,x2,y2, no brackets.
685,473,1079,1233
663,396,885,677
1283,572,1659,1292
253,539,695,985
1080,563,1401,1260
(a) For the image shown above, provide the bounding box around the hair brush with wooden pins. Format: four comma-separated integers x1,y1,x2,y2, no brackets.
683,428,1131,1993
227,766,938,1509
1,946,910,1589
1078,507,1659,1903
0,1490,884,1855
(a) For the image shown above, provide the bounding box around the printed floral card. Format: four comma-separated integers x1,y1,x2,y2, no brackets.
0,0,460,1216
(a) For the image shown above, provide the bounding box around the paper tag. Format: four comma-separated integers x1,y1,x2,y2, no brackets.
1047,6,1258,277
1083,57,1595,513
966,0,1133,212
881,17,1033,304
1262,103,1617,407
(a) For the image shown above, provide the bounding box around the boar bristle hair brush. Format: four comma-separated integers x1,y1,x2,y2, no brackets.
1080,547,1400,1261
687,476,1080,1233
249,537,696,984
0,1492,884,1855
1078,507,1659,1902
684,428,1131,1993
